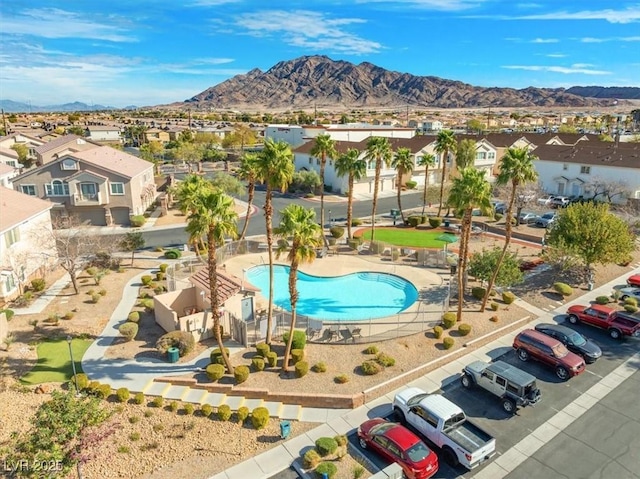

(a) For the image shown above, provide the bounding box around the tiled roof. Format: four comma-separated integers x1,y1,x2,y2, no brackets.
293,139,368,155
0,163,15,175
0,147,19,159
188,266,258,304
33,134,89,155
0,186,53,233
294,135,436,156
72,147,153,179
533,142,640,169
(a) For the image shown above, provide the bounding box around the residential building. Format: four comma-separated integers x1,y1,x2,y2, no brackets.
0,163,18,188
0,187,57,306
0,132,44,167
143,128,171,144
85,125,123,144
33,134,100,166
11,146,156,226
265,124,416,148
419,120,443,133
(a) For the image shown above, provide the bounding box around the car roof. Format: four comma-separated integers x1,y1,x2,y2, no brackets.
536,323,578,337
517,328,562,347
586,304,616,314
416,393,464,418
385,423,421,450
486,360,537,385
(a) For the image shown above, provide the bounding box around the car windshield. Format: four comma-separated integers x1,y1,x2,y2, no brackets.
568,331,586,346
552,343,569,358
407,393,430,407
370,422,396,435
404,441,431,462
542,213,554,219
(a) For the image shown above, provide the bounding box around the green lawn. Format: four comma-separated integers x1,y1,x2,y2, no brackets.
20,337,91,385
359,228,456,248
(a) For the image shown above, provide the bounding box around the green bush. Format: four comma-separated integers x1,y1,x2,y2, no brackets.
205,363,225,381
183,403,194,415
159,263,169,273
169,400,178,412
251,407,270,430
369,241,385,254
405,180,418,189
594,296,610,305
201,404,213,417
156,331,195,356
119,322,138,341
428,217,442,228
217,404,232,421
347,239,360,250
256,342,270,358
553,282,573,297
295,361,309,378
407,216,420,227
128,311,140,323
364,345,379,355
282,330,306,350
133,392,145,405
237,406,250,423
624,297,638,307
95,384,112,399
329,226,344,239
139,298,154,311
312,362,327,373
351,218,363,226
164,249,182,260
494,213,503,221
251,356,265,372
433,326,444,339
266,351,278,368
129,432,140,441
210,347,230,364
116,387,130,403
234,365,250,384
291,349,304,364
376,352,395,367
624,304,639,313
458,323,472,336
91,293,101,304
442,312,457,329
130,215,146,227
471,287,487,300
315,437,339,457
31,278,46,292
502,291,516,304
141,275,153,286
334,435,348,447
315,462,337,479
86,267,98,276
490,302,499,311
72,373,89,391
304,449,321,469
361,360,383,375
0,309,15,321
334,374,349,384
155,272,165,281
151,396,164,408
443,337,455,349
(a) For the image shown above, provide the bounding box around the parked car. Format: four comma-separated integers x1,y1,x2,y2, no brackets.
627,274,640,287
461,360,541,413
518,212,540,224
512,329,586,380
566,304,640,340
535,211,557,228
357,418,439,479
537,195,556,206
534,323,602,363
551,196,570,208
491,201,507,214
618,286,640,302
393,389,495,469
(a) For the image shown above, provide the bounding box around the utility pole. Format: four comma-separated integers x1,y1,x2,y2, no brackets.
406,105,409,126
1,109,8,134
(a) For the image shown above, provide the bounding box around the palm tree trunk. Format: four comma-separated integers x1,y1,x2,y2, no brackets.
282,262,298,373
397,168,405,223
457,210,472,322
208,229,233,374
347,176,354,239
437,150,448,217
371,159,382,243
239,181,255,240
264,187,275,345
320,157,329,248
421,166,428,217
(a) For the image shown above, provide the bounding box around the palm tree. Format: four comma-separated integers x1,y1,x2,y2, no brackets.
447,168,492,322
236,152,259,240
455,139,477,170
310,134,337,240
435,130,457,217
418,153,436,216
391,147,414,224
274,204,322,373
175,174,214,254
481,147,539,312
185,189,238,374
364,137,392,242
335,148,366,240
255,138,295,345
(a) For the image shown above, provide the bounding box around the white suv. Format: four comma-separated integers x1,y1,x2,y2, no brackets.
551,196,569,208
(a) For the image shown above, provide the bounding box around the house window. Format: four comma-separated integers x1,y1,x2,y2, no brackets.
580,166,591,174
488,152,495,159
4,227,20,246
61,158,79,170
6,160,17,167
563,163,568,171
110,182,125,195
80,183,98,199
308,158,313,165
316,158,320,165
20,184,37,196
45,180,69,196
3,273,16,293
476,152,487,160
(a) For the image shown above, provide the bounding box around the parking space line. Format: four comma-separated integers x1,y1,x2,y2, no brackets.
583,369,604,379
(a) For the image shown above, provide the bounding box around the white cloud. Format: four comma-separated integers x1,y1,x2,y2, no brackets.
531,38,558,43
513,7,640,24
581,36,640,43
502,64,611,75
190,0,242,5
546,53,567,58
353,0,487,11
235,10,382,54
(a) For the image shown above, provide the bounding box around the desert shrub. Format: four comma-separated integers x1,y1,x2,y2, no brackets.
291,349,304,364
153,285,165,295
128,416,140,424
155,272,165,281
458,323,472,336
141,275,153,286
553,282,573,297
407,216,420,227
334,374,349,384
251,407,270,430
471,287,487,300
164,249,182,259
266,351,278,368
594,296,610,305
133,392,145,404
210,347,230,364
282,330,306,350
130,215,146,227
117,445,130,454
234,365,250,384
443,337,455,349
91,293,101,304
0,309,15,321
201,404,213,417
624,297,638,307
140,298,154,311
237,406,250,423
428,217,442,228
156,331,195,356
490,302,499,311
183,404,194,415
159,263,168,273
376,353,395,367
95,384,112,399
304,449,322,469
363,345,379,355
169,401,178,412
442,312,457,329
334,434,348,447
347,239,360,250
361,360,383,375
119,322,138,341
329,226,344,239
128,311,140,323
144,410,153,418
152,424,164,432
116,387,130,403
251,356,265,372
295,361,309,378
490,315,499,322
86,267,98,276
31,278,46,292
205,363,225,381
312,362,327,373
369,241,385,254
256,342,270,358
315,462,337,479
405,180,418,189
217,405,232,421
72,373,89,391
624,304,639,313
315,437,339,457
63,311,74,320
494,213,503,222
502,291,516,304
433,326,444,339
151,396,164,408
129,432,141,441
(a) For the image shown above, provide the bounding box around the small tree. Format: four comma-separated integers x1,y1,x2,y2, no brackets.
468,247,524,290
119,232,145,266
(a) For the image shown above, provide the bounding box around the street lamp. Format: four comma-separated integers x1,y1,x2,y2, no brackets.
67,335,81,396
328,210,332,227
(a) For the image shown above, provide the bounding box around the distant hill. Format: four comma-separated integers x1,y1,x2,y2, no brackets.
0,100,128,113
183,55,627,110
565,86,640,100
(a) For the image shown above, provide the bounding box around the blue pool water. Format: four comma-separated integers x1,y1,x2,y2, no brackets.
245,265,418,321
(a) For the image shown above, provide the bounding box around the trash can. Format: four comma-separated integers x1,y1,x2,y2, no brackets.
390,209,399,217
444,220,450,228
280,420,291,439
450,264,457,275
167,347,179,363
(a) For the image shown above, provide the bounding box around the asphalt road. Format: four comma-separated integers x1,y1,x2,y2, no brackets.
348,317,640,479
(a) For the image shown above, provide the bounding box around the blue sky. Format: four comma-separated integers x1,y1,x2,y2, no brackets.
1,1,639,108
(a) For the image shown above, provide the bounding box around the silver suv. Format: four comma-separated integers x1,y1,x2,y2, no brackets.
551,196,570,208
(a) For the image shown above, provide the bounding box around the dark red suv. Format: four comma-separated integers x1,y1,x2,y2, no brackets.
513,329,586,381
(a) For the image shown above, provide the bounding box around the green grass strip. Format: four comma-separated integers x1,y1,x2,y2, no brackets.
360,228,455,248
20,337,91,385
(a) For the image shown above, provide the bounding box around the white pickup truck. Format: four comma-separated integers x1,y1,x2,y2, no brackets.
393,388,496,469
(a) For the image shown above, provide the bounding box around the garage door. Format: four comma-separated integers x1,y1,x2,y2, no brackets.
111,207,131,225
74,208,106,226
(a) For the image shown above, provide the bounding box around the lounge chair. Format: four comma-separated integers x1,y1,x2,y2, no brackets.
306,327,321,340
350,327,363,342
329,326,340,342
339,328,353,343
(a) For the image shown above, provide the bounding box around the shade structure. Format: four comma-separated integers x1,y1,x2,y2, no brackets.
436,233,459,252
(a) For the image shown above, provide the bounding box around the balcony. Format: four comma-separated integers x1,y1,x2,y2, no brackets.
71,192,105,206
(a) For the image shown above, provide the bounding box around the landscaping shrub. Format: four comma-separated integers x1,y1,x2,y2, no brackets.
494,213,503,222
86,267,98,276
0,309,15,321
119,322,138,341
140,298,154,311
251,407,270,430
98,288,107,296
361,360,383,375
153,285,165,295
91,293,101,304
315,437,339,457
164,249,182,260
128,311,140,323
159,263,169,273
315,462,337,479
210,347,230,364
205,363,225,381
351,218,363,226
553,282,573,297
502,291,516,304
31,278,46,292
95,384,112,399
155,272,165,281
490,315,499,322
458,323,472,336
217,405,232,421
266,351,278,368
369,241,385,254
329,226,344,239
144,410,153,418
129,432,141,441
407,216,420,227
156,330,195,356
116,387,130,403
63,311,74,320
376,352,396,367
364,345,379,355
237,406,249,423
334,374,349,384
595,296,610,305
151,397,164,408
405,180,418,190
428,217,442,228
471,287,487,300
391,250,400,261
612,290,622,301
183,404,194,415
624,297,638,307
251,356,265,372
129,416,140,424
443,337,455,349
312,362,327,373
334,435,348,447
256,342,270,358
295,361,309,378
490,302,499,311
133,392,145,405
291,348,304,364
141,275,154,286
303,449,321,469
624,304,639,313
169,401,178,412
433,326,444,339
73,373,89,391
201,404,213,417
442,312,457,329
282,330,306,350
347,239,360,250
234,365,250,384
130,215,146,227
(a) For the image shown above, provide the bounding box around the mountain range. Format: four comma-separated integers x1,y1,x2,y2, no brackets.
0,100,134,113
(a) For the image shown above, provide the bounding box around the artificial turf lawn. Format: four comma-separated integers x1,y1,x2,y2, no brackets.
20,337,91,385
359,227,456,248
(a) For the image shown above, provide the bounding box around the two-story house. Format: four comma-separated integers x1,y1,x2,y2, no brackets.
143,128,171,144
0,187,57,306
11,146,156,226
33,134,100,167
0,163,18,188
85,125,123,144
0,132,44,167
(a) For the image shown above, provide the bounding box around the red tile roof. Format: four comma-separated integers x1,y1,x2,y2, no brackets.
188,266,258,304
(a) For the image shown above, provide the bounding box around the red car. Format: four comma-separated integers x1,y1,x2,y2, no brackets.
627,274,640,287
513,329,585,380
567,304,640,340
358,418,439,479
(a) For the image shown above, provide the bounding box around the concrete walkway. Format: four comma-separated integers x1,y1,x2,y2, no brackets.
12,272,72,316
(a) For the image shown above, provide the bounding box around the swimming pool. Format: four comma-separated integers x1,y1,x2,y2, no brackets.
245,265,418,321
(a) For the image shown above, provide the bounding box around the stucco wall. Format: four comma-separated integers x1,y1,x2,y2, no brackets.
0,312,7,344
